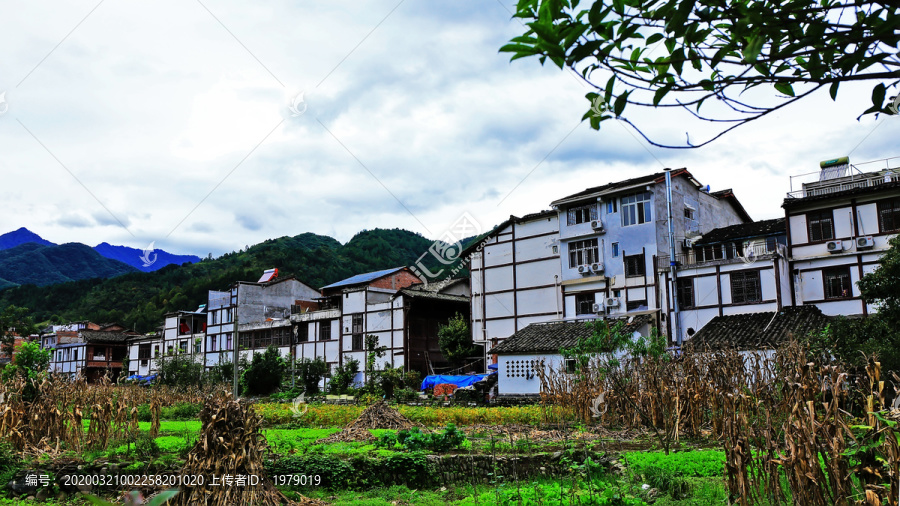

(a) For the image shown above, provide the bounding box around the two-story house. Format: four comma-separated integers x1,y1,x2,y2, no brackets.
47,321,136,382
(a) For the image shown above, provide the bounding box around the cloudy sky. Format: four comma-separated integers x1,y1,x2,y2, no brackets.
1,0,897,258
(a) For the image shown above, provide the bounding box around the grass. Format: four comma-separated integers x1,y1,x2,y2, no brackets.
623,450,725,478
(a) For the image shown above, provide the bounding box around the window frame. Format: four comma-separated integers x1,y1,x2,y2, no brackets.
676,278,695,309
877,197,900,233
611,242,619,258
626,299,647,311
319,322,332,341
351,334,364,351
823,266,853,300
624,253,646,277
621,191,652,227
567,204,598,226
807,210,835,243
574,293,596,315
568,238,600,268
730,270,763,305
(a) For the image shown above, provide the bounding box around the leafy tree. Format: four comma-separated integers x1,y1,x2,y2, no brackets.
294,357,329,395
858,234,900,325
502,0,900,148
437,313,478,367
328,358,360,395
378,363,406,399
0,305,38,357
241,346,286,396
156,353,204,388
1,341,50,401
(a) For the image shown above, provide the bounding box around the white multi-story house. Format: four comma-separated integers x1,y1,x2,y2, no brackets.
465,211,563,363
783,157,900,316
127,309,207,377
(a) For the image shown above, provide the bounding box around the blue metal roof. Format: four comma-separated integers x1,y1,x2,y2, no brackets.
321,266,406,290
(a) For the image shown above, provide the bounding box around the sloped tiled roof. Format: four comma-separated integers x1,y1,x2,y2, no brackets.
686,306,830,351
320,267,406,290
80,331,131,343
397,278,470,303
490,314,654,354
693,218,785,246
550,171,674,205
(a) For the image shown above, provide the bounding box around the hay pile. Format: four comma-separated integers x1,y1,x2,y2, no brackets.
315,401,419,443
172,392,324,506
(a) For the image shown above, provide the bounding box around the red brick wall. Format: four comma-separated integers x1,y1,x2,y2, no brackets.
370,269,421,291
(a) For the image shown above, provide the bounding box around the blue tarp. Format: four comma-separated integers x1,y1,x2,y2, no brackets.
421,374,490,391
126,374,157,382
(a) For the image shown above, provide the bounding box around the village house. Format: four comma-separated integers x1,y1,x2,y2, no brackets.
782,157,900,316
46,321,137,382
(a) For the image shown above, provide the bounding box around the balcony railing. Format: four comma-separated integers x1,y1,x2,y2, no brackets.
786,171,896,199
656,243,777,271
86,360,123,368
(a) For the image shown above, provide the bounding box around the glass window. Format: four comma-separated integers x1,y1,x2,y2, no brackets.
823,267,852,299
622,192,652,226
568,238,599,268
730,271,762,304
611,242,619,257
807,210,834,242
878,198,900,232
624,253,646,277
352,314,364,334
607,200,617,214
676,278,695,309
575,293,595,315
567,204,598,225
626,300,647,311
352,334,364,351
319,322,332,341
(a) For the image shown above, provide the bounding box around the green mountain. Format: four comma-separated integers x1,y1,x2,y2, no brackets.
0,242,138,287
0,228,471,332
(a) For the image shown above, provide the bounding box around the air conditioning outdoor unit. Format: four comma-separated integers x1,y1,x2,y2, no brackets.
826,240,843,253
590,262,604,273
683,238,694,249
577,265,590,275
605,297,620,308
592,303,604,313
590,219,604,232
856,236,875,249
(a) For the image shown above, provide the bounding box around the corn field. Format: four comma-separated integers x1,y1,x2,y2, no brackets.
538,342,900,505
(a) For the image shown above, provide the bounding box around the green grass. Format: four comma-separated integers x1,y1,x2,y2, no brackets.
624,450,725,478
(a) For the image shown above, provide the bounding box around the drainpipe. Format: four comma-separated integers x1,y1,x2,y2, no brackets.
665,169,682,347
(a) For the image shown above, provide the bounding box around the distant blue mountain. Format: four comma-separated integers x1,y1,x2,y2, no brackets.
0,227,56,249
93,242,200,272
0,228,201,277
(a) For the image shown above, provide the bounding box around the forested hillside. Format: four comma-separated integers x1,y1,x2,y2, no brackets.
0,228,472,332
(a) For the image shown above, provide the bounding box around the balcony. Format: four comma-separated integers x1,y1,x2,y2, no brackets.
786,159,900,199
656,242,778,271
87,360,123,368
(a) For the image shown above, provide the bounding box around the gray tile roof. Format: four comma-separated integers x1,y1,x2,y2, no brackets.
693,218,785,246
80,331,131,343
490,314,654,354
686,305,830,351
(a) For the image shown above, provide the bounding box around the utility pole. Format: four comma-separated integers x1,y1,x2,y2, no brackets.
664,169,682,347
232,283,240,398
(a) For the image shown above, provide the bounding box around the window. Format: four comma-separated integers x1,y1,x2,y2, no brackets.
567,204,598,225
807,210,834,242
153,346,158,358
622,191,652,226
194,340,201,353
208,336,217,352
551,245,559,255
352,334,364,351
684,207,695,221
624,253,646,277
225,333,233,350
824,266,852,299
179,340,188,354
73,349,78,361
319,322,332,341
575,293,595,315
351,314,364,334
878,198,900,232
611,242,619,257
210,311,218,325
167,345,174,355
697,245,725,261
568,238,599,267
565,358,577,374
606,200,618,214
626,300,647,311
676,278,695,309
730,271,762,304
138,344,151,360
297,323,309,342
225,309,233,323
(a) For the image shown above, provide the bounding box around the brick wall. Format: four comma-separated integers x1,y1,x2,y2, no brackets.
369,269,421,291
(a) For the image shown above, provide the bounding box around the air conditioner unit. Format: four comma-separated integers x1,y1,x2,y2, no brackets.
683,238,694,249
826,240,843,253
577,265,590,275
590,219,604,231
592,303,603,313
856,236,875,249
590,262,604,273
605,297,620,308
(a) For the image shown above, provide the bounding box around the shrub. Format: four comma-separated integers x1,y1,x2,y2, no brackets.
377,424,467,452
156,353,205,387
295,357,329,395
328,358,360,395
267,454,354,489
393,388,419,403
162,402,202,420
